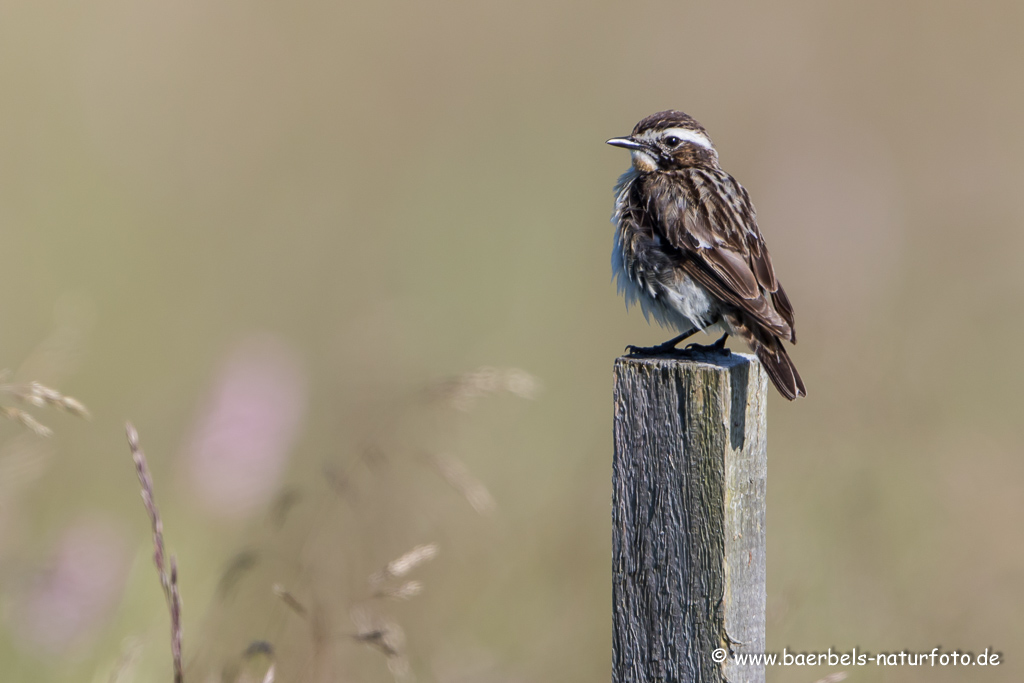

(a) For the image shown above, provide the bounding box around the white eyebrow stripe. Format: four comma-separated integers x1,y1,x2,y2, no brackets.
661,127,712,149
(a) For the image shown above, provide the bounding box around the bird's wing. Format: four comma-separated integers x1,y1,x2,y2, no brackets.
661,169,796,342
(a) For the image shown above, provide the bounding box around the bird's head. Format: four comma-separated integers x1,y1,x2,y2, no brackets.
607,110,719,173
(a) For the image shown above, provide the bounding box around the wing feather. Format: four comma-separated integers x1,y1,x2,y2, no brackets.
658,169,796,342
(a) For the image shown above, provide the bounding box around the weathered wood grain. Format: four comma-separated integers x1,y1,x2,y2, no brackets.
613,353,768,683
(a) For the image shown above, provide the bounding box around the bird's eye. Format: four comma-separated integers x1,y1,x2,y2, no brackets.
663,135,681,147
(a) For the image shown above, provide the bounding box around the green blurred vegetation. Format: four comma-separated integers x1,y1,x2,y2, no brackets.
1,1,1022,681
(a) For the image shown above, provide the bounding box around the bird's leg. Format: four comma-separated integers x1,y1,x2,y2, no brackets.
625,328,700,356
684,333,731,356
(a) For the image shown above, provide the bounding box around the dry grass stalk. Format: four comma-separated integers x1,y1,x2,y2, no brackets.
126,422,184,683
0,406,53,437
1,373,90,436
272,583,308,618
241,641,276,683
370,543,439,587
189,364,533,681
217,550,261,597
429,452,496,514
350,607,410,680
373,580,423,601
9,380,90,416
429,367,541,411
811,674,848,683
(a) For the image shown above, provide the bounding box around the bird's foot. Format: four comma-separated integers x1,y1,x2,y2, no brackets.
625,341,683,356
683,334,731,356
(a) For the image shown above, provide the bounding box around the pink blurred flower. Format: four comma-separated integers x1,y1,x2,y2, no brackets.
11,519,128,655
187,334,306,518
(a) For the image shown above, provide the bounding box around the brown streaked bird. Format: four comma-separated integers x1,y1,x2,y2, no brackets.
607,110,806,399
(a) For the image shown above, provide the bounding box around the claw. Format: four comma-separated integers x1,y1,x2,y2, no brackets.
625,344,654,356
683,334,731,356
625,342,680,356
623,329,703,358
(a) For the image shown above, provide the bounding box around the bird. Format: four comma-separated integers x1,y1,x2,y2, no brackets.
607,110,806,400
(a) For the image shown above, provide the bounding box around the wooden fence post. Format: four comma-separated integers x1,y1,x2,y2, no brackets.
613,353,768,683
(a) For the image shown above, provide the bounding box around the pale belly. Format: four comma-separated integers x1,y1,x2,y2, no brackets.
612,233,723,335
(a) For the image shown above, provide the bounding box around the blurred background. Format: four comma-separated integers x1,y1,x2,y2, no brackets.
1,1,1022,681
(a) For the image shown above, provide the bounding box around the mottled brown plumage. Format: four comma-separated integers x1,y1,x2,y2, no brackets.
607,110,806,399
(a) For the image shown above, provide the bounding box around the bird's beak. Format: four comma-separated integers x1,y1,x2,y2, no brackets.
606,136,644,151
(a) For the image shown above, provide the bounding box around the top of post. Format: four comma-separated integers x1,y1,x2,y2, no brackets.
615,351,758,372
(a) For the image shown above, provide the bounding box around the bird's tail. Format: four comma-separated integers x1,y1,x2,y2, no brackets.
724,311,807,400
750,335,806,400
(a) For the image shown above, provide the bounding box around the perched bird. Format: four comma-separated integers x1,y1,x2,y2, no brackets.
607,110,806,399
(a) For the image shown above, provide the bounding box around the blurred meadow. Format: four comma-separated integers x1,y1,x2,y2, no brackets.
1,1,1023,681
